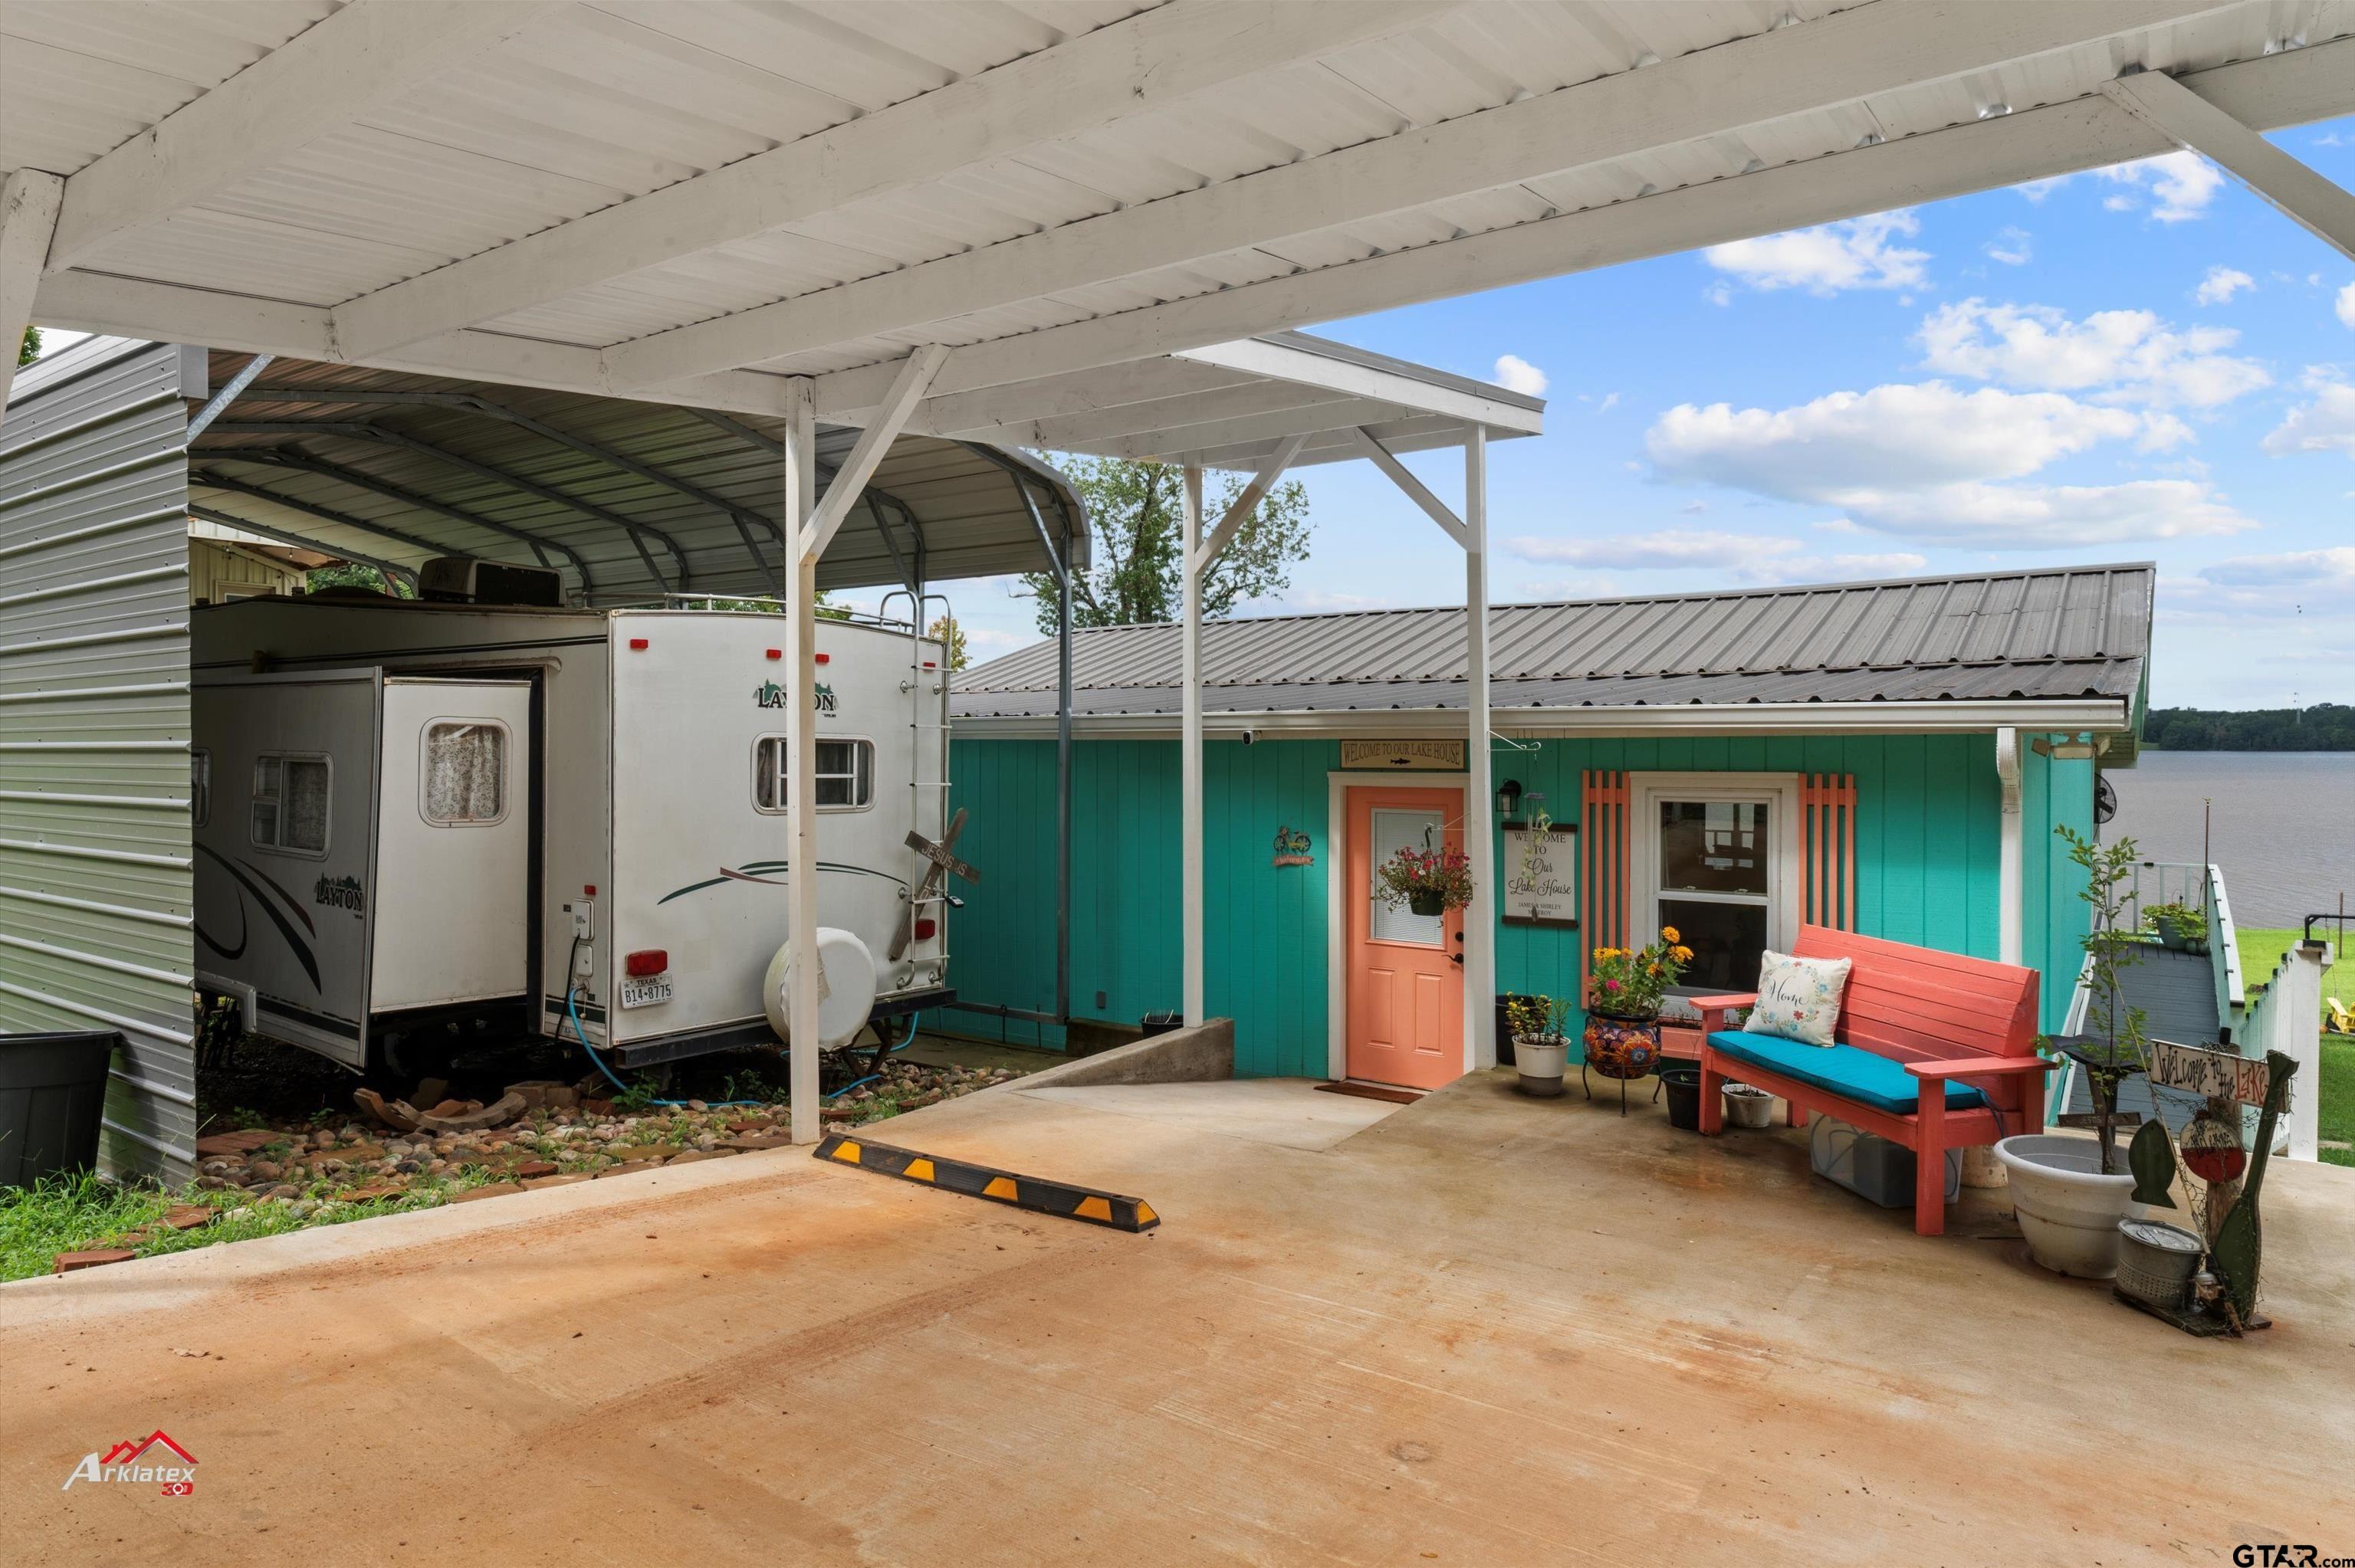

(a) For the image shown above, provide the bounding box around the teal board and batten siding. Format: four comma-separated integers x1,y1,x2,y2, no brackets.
946,733,2092,1075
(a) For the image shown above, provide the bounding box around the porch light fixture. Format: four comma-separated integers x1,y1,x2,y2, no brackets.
1496,778,1522,818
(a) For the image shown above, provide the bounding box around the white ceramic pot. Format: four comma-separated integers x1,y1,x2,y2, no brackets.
1513,1035,1568,1097
1994,1134,2139,1278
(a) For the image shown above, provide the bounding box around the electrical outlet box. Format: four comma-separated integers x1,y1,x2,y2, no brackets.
565,900,594,942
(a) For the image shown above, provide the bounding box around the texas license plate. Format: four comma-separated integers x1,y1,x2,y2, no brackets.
618,974,672,1009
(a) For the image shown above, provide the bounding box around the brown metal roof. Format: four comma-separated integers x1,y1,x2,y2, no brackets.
953,564,2153,720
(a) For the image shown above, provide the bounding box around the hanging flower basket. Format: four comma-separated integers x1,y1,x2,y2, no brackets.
1375,843,1474,916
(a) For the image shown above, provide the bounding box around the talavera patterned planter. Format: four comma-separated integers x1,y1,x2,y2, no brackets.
1581,1012,1661,1114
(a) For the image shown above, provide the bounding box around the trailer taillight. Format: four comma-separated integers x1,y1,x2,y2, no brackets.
913,918,936,940
629,638,649,651
815,652,830,664
765,648,781,660
624,949,668,976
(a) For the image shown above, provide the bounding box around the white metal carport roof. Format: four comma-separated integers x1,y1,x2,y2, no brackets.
5,2,2352,436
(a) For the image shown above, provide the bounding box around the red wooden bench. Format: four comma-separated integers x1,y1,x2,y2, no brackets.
1693,925,2045,1237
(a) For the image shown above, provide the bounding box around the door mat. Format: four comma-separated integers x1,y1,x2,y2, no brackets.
1313,1081,1424,1106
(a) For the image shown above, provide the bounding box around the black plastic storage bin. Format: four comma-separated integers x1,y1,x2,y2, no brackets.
0,1031,120,1189
1139,1012,1183,1038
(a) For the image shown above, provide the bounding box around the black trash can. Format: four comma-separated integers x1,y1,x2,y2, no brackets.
1657,1065,1704,1132
1139,1011,1183,1038
0,1031,120,1189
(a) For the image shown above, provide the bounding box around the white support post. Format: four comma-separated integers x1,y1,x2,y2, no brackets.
1181,458,1206,1027
1194,433,1306,571
1995,727,2024,968
782,377,823,1145
0,169,64,428
2101,69,2355,261
1463,427,1496,1071
800,344,948,561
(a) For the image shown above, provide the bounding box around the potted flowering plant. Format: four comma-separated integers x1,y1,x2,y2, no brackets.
1506,993,1575,1097
1580,928,1693,1113
1374,842,1475,917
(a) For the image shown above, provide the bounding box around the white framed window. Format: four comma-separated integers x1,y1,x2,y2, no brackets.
251,753,331,857
190,748,210,828
1629,773,1802,998
420,719,511,826
754,736,875,813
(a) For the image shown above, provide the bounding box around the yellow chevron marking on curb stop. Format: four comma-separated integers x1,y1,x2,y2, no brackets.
905,1158,935,1183
1133,1202,1158,1225
982,1176,1017,1200
830,1141,862,1165
1074,1196,1113,1222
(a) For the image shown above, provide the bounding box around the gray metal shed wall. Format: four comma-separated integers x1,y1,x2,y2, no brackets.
0,342,199,1183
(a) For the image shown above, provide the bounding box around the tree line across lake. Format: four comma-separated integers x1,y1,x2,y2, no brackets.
2143,704,2355,752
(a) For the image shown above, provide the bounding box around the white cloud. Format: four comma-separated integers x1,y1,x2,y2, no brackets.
1503,530,1926,586
1597,392,1620,413
1491,353,1548,395
1648,382,2146,492
1915,299,2268,408
1820,479,2255,546
2096,151,2225,222
1985,228,2032,266
2202,547,2355,590
2262,372,2355,460
2196,266,2255,305
2338,280,2355,330
1703,209,1929,295
1644,381,2255,547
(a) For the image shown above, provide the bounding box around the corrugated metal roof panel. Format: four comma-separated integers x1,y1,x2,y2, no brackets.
953,565,2153,718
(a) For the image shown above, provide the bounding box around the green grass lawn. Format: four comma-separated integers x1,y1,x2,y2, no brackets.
2238,928,2354,1169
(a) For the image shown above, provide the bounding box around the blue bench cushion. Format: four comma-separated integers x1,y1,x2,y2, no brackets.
1706,1030,1988,1117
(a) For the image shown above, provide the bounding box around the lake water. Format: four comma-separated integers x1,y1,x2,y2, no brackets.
2103,752,2355,929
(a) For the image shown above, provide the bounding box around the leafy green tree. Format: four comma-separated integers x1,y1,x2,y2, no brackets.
1020,455,1311,634
18,326,38,367
2143,704,2354,752
306,562,412,598
925,615,969,671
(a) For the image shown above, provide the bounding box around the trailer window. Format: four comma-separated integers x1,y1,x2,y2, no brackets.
191,749,210,828
754,736,873,812
251,753,330,856
422,720,509,826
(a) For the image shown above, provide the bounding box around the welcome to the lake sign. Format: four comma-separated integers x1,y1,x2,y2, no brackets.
1502,822,1577,927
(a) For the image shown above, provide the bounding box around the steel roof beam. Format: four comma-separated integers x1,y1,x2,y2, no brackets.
678,405,926,585
238,386,785,595
190,470,479,569
0,169,63,425
205,420,685,589
43,2,557,273
330,2,1457,359
2100,65,2355,261
187,503,421,594
609,0,2239,391
193,448,595,590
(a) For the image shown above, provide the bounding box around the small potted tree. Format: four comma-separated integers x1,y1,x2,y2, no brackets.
1374,842,1475,918
1995,827,2148,1278
1506,994,1574,1097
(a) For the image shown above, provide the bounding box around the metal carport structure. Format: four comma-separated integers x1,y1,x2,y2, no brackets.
6,0,2355,1160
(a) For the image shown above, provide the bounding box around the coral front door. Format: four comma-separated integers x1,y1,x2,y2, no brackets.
1345,786,1464,1088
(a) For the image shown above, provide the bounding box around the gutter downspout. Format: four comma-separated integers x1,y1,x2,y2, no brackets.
1995,727,2024,969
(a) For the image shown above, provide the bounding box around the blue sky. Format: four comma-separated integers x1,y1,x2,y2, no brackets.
941,116,2355,710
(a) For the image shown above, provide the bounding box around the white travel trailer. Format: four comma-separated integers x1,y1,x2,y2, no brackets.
191,584,957,1078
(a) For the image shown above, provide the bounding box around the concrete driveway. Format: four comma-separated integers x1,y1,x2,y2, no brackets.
6,1070,2351,1565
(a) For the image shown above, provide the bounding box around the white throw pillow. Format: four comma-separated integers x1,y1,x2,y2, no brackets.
1746,950,1852,1048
